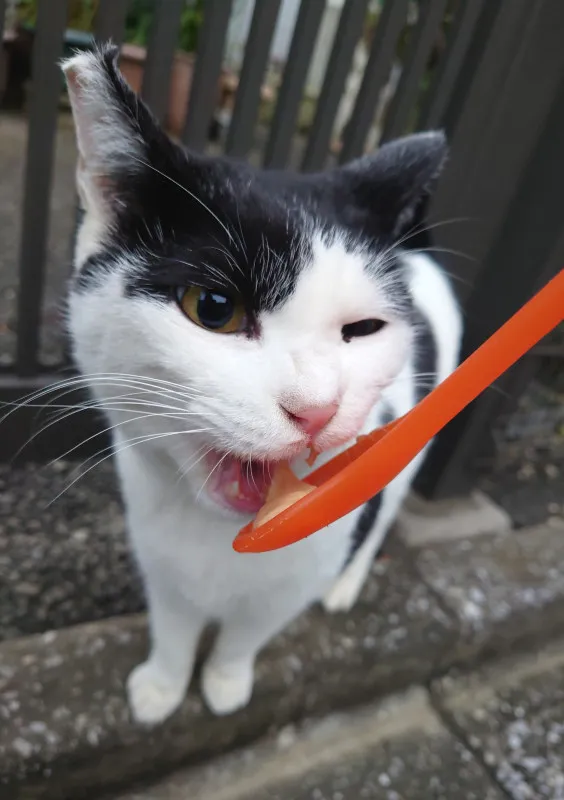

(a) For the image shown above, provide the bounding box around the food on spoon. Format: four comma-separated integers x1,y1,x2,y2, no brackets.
306,447,319,467
253,462,315,528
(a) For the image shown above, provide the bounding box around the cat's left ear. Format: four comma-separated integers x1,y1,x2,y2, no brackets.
333,131,448,238
61,43,169,214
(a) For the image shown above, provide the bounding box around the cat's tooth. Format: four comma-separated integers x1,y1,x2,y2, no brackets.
225,481,240,500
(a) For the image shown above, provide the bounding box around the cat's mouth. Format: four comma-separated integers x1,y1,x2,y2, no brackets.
205,452,276,515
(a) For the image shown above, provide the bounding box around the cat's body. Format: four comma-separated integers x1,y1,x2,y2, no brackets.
62,47,462,724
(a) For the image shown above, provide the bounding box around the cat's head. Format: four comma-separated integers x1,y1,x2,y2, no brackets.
62,45,447,517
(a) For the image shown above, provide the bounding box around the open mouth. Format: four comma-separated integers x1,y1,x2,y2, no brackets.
206,452,277,515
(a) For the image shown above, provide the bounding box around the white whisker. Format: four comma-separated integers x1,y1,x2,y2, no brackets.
132,157,237,248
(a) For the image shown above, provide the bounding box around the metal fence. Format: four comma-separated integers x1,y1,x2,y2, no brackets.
1,0,564,500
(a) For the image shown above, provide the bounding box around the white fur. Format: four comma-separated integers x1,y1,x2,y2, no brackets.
68,233,461,722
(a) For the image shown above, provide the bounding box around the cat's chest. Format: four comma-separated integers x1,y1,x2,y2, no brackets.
129,490,354,610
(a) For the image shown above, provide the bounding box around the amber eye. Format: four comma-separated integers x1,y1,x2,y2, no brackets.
176,286,247,334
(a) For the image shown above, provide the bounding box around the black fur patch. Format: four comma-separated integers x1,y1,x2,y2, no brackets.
71,45,447,319
345,494,383,568
344,275,439,570
412,308,438,403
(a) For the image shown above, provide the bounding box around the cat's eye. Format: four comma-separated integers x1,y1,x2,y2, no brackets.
341,319,386,342
176,286,247,334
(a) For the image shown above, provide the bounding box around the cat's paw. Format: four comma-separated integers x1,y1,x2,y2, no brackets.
201,660,254,716
127,661,185,725
322,566,365,614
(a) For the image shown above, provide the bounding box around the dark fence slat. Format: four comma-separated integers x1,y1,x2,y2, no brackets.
381,0,448,143
15,0,66,376
225,0,282,158
263,0,325,169
94,0,129,46
141,0,184,123
419,0,486,131
183,0,233,150
432,0,564,297
302,0,370,172
431,0,528,228
0,0,6,95
339,0,408,164
419,23,564,499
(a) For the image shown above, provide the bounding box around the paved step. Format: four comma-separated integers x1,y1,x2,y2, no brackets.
113,688,505,800
1,523,564,798
114,641,564,800
112,641,564,800
433,640,564,800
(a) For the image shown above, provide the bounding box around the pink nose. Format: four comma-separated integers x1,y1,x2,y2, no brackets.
284,403,339,436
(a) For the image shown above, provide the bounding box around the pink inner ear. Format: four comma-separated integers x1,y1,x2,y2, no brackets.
65,66,80,93
64,64,89,111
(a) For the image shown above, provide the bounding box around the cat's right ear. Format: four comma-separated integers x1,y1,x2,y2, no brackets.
62,44,164,214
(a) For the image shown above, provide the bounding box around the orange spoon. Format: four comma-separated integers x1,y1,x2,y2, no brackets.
233,269,564,554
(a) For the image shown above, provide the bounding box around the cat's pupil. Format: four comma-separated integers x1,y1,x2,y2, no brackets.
197,290,234,329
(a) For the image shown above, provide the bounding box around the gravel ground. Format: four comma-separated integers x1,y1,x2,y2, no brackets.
0,446,560,643
0,459,144,641
480,379,564,528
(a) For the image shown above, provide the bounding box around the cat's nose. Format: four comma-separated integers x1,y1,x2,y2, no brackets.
283,403,339,436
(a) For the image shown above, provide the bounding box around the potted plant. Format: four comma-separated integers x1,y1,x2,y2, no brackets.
119,0,204,137
3,0,98,109
7,0,207,137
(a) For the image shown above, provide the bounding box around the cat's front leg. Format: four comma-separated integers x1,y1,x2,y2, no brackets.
128,581,204,725
202,602,304,716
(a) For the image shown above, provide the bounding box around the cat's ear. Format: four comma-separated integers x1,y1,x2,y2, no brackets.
334,132,448,238
62,44,165,213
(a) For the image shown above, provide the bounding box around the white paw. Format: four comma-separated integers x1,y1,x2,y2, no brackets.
127,661,185,725
322,567,365,614
201,660,254,716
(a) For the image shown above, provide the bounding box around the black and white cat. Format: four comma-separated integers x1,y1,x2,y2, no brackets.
62,46,461,724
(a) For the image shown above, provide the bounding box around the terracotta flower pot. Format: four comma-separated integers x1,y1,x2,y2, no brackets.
119,44,195,138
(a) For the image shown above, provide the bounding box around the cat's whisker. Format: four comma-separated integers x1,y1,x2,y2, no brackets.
210,235,247,279
232,197,249,262
45,410,200,467
245,454,260,497
0,373,208,424
394,215,477,252
411,245,475,263
202,244,245,282
174,445,212,489
57,373,207,401
13,396,204,464
132,157,238,250
374,216,477,277
197,449,231,501
48,427,214,507
0,379,213,423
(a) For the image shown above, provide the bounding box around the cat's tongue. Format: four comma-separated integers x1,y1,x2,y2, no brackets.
210,455,272,514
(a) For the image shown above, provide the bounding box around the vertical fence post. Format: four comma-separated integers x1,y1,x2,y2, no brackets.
381,0,448,143
141,0,184,124
183,0,233,151
0,0,7,96
302,0,370,172
225,0,282,158
15,0,66,376
418,65,564,498
418,0,487,131
263,0,325,169
94,0,129,46
339,0,408,163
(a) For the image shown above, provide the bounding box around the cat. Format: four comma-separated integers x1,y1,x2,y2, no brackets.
61,45,462,724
